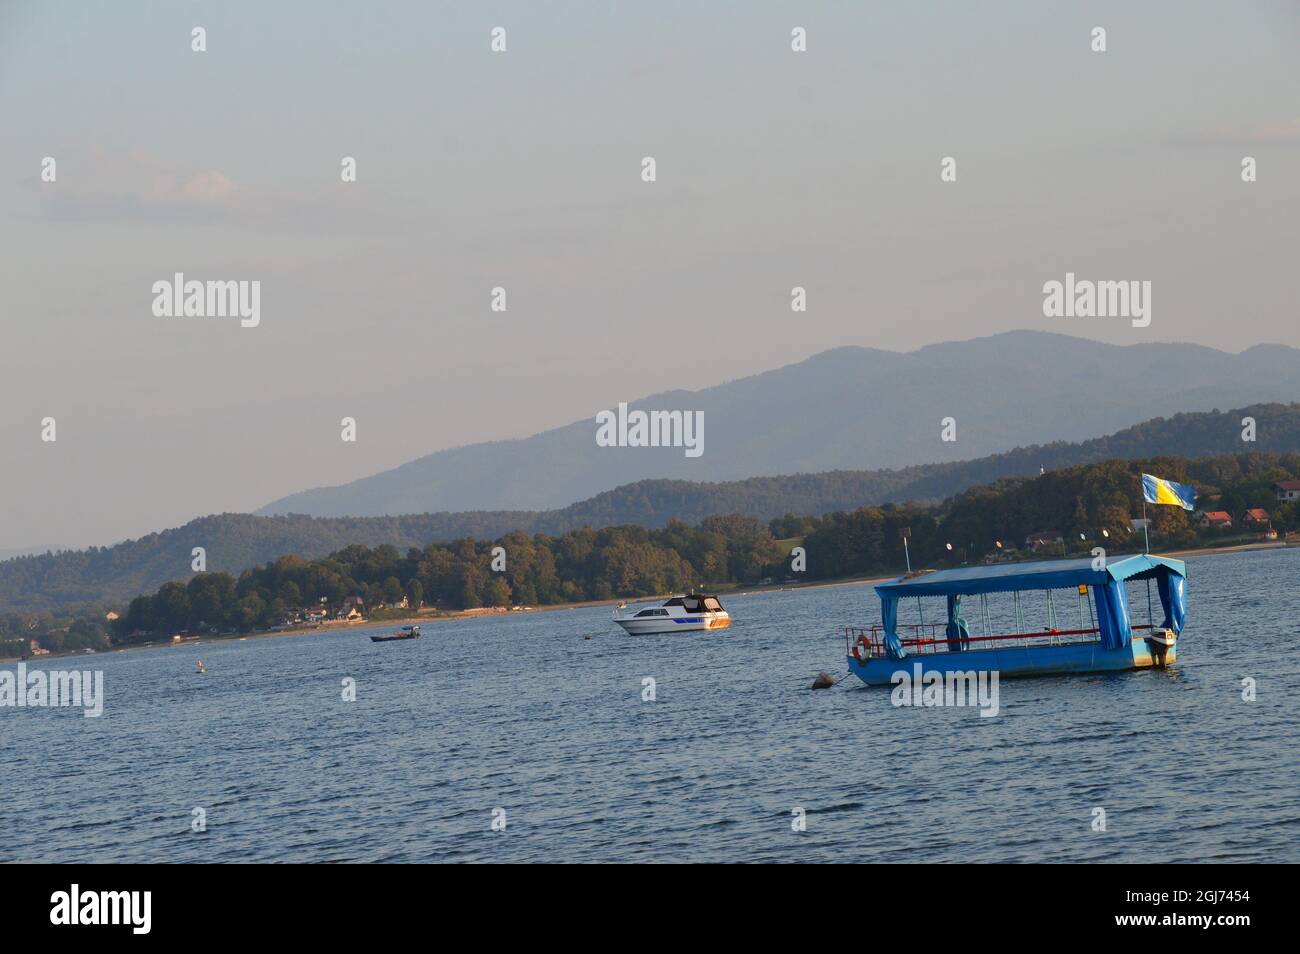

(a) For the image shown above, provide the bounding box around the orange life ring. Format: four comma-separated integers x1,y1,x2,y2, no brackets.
852,635,872,663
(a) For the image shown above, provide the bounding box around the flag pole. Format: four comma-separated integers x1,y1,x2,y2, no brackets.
1142,499,1149,554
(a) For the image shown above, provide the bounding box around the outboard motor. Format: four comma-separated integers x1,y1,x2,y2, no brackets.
1148,628,1176,668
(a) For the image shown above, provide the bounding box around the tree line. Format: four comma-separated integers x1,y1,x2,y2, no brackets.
7,403,1300,616
107,515,783,642
4,450,1297,654
96,452,1300,645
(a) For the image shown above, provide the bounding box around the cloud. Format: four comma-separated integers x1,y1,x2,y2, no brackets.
1243,118,1300,145
25,146,429,235
30,147,247,223
1167,118,1300,148
146,169,241,206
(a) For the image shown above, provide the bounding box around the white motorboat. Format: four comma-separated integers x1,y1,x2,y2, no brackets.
612,594,731,634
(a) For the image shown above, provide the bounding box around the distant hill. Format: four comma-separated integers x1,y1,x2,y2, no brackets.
102,451,1300,646
0,544,68,561
4,402,1300,614
258,331,1300,518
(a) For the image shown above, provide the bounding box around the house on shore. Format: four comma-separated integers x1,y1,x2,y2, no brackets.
1243,508,1271,527
1273,480,1300,503
1197,510,1233,529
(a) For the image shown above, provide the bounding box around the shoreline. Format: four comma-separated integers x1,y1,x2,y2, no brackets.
3,539,1290,663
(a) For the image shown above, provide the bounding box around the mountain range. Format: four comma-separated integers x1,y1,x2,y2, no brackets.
6,400,1300,614
258,331,1300,519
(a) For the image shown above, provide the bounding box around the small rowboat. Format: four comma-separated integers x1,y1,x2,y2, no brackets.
371,625,420,643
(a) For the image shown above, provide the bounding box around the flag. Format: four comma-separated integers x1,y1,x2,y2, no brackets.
1141,473,1196,511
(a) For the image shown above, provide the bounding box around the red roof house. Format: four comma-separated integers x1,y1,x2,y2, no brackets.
1198,511,1233,528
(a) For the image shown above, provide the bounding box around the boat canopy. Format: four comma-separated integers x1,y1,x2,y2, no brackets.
873,554,1187,660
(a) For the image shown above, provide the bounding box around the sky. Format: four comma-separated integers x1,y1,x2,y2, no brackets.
1,0,1298,550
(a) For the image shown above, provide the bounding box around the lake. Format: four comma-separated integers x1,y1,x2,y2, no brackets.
3,547,1297,862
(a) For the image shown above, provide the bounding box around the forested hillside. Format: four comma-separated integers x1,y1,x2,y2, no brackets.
3,403,1298,615
98,451,1300,645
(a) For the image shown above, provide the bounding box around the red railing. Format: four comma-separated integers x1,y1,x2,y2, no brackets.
844,622,1153,659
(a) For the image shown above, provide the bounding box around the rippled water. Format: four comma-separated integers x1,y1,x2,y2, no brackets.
2,547,1297,863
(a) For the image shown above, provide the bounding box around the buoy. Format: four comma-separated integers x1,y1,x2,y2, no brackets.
811,672,834,690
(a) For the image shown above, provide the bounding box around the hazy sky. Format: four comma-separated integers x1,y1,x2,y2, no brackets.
2,1,1298,549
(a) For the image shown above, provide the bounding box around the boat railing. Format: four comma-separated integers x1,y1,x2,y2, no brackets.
844,622,1154,659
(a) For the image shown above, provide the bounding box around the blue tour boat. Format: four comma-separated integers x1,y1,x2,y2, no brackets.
845,554,1187,686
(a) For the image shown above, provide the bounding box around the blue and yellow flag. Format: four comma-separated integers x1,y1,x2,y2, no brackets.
1142,473,1196,511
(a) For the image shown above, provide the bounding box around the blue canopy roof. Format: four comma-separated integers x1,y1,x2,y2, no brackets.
874,554,1186,599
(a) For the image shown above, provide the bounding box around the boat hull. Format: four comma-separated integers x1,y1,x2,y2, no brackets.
614,615,731,635
370,633,420,642
847,636,1175,686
